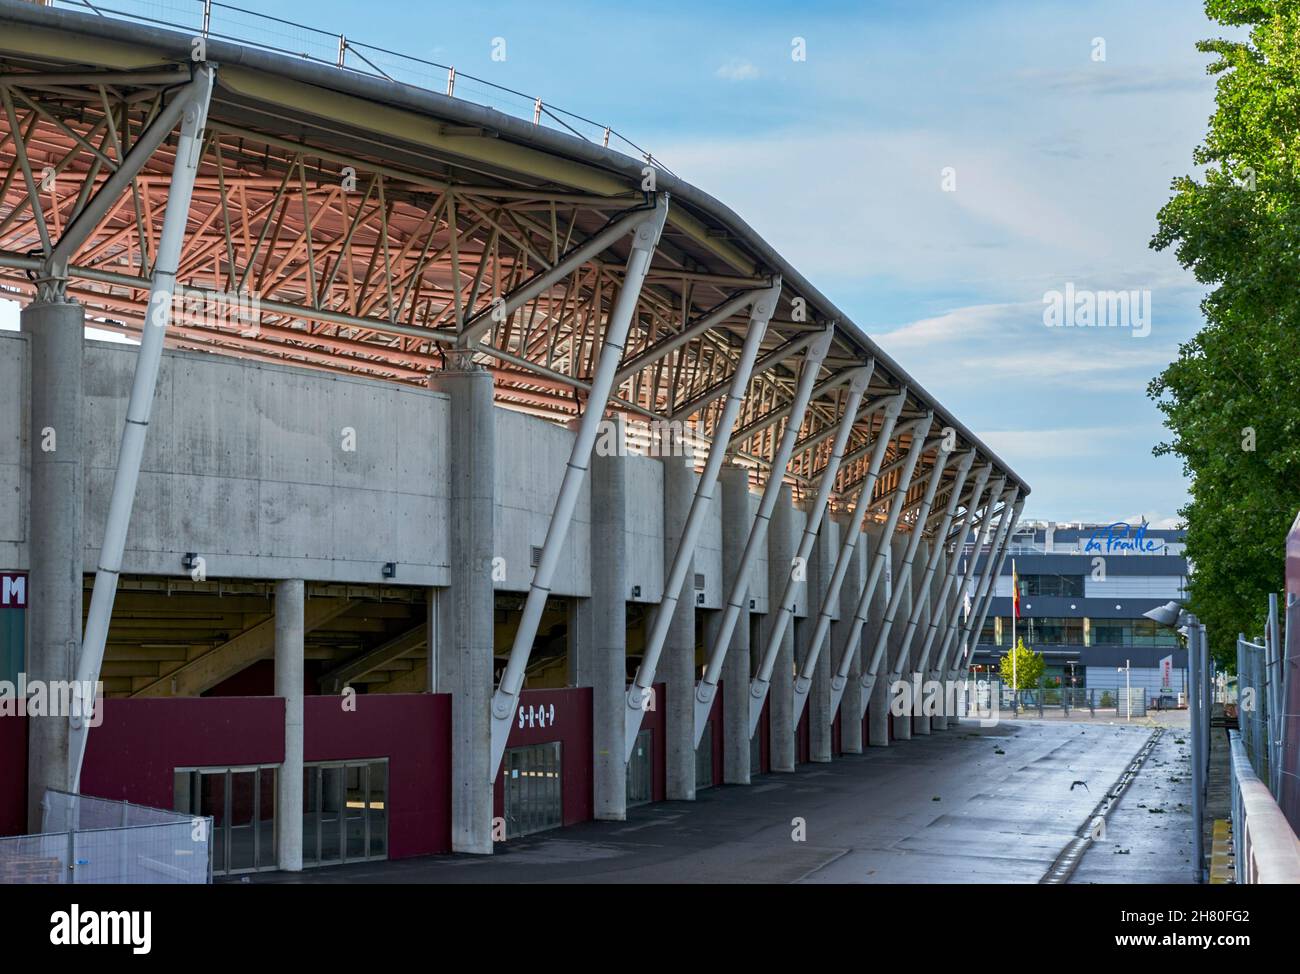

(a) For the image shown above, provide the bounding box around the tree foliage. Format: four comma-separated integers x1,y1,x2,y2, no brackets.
999,638,1045,690
1149,0,1300,668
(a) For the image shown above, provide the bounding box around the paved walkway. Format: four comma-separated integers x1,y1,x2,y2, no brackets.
246,717,1192,884
1070,713,1194,883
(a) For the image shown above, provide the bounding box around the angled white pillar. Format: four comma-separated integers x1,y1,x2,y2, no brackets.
785,390,909,728
919,466,992,730
883,451,975,686
490,197,669,777
956,493,1025,681
857,443,955,717
623,280,783,762
689,341,860,745
816,415,933,721
936,485,1015,682
70,65,215,789
931,478,1007,682
754,390,904,733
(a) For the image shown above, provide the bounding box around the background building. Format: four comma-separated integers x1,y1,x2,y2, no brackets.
969,520,1189,701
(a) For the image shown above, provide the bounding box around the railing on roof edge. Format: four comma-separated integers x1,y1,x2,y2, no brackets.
44,0,675,176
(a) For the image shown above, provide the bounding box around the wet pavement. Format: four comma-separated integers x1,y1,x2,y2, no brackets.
246,717,1192,884
1070,712,1195,884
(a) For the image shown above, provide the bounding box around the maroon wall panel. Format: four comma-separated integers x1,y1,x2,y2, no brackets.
304,693,450,859
645,682,666,802
0,715,27,836
80,697,285,810
493,687,594,827
831,710,842,756
758,695,771,773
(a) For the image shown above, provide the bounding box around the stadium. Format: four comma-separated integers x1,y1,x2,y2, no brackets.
0,0,1032,875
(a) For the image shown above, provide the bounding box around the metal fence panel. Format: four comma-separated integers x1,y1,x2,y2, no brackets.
0,790,210,885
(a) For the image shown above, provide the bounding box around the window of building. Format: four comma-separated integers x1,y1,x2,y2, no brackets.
1023,617,1084,645
1087,619,1179,648
1017,574,1085,598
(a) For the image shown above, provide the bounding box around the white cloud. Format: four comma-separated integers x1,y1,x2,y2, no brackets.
715,59,759,82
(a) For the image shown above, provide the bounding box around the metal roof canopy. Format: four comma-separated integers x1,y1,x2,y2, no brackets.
0,0,1029,510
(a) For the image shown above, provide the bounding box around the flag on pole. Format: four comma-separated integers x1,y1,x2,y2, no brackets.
1012,558,1021,620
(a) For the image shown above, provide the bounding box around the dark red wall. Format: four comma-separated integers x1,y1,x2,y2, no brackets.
81,697,285,810
643,682,666,802
304,693,450,858
76,694,450,860
831,710,842,756
494,687,593,828
707,683,723,787
0,715,27,836
757,695,771,773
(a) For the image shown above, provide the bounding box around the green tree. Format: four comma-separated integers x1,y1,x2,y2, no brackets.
1149,0,1300,669
999,638,1045,691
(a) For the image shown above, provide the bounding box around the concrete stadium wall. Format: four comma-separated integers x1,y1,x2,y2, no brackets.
494,409,590,598
0,332,454,585
624,453,664,604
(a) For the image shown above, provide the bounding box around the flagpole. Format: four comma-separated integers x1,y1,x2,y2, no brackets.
1012,557,1017,712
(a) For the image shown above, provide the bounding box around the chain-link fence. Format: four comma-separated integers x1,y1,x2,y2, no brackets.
0,790,211,884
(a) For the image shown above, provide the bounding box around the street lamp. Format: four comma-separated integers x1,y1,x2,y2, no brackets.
1144,600,1207,883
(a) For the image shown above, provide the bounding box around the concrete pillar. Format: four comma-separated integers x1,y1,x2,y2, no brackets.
864,525,891,747
800,504,835,763
428,365,495,853
662,454,696,800
766,485,796,772
889,534,916,742
719,464,751,785
586,451,628,819
912,543,935,736
274,578,305,871
24,299,84,829
832,511,865,753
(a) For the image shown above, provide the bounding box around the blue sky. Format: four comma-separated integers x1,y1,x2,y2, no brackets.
3,0,1229,525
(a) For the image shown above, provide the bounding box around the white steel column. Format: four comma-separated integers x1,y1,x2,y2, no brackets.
623,281,783,761
70,65,215,788
689,338,856,745
790,390,904,728
775,396,909,732
930,478,1007,682
883,451,975,687
490,197,668,776
956,493,1024,681
847,425,933,720
857,444,955,710
937,486,1015,682
917,467,992,729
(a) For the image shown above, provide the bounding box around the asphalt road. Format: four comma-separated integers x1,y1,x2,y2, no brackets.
247,718,1189,884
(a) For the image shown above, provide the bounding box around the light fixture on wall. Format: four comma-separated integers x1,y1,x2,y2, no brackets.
181,552,199,571
631,585,641,599
382,562,397,579
696,592,705,606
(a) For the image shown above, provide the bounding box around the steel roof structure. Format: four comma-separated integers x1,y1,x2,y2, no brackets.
0,1,1028,533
